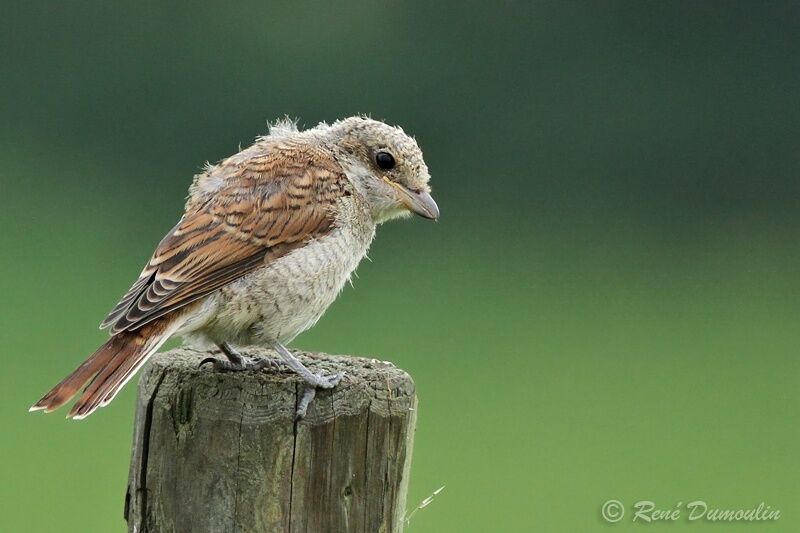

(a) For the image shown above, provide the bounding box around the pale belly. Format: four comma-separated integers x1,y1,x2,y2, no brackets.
178,223,374,348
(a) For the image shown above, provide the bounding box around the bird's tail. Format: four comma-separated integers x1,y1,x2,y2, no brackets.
30,318,177,419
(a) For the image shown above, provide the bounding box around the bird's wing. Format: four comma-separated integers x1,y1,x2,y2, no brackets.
100,142,349,334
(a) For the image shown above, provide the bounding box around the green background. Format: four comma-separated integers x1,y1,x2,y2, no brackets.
2,1,799,531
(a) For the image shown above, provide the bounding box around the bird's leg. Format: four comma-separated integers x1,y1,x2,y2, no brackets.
269,341,344,419
200,342,281,371
218,341,245,367
270,341,344,388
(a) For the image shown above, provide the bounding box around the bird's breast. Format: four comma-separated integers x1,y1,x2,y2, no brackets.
194,212,375,345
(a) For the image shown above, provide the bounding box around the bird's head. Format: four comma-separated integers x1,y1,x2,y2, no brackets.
329,116,439,224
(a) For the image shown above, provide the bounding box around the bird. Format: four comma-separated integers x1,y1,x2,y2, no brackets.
30,116,438,420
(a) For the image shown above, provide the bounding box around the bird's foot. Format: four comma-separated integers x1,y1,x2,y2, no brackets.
200,355,281,372
202,342,282,372
306,370,345,389
295,371,345,420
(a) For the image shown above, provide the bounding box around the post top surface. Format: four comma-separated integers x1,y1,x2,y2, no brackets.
140,347,416,424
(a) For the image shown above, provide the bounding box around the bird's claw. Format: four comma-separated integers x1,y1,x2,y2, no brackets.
295,371,345,420
310,371,345,389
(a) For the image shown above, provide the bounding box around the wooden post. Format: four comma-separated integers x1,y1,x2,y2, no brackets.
124,347,417,533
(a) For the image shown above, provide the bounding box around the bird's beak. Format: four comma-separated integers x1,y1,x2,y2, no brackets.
384,178,440,220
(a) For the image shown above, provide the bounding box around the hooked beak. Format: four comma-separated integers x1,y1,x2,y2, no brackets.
384,178,440,220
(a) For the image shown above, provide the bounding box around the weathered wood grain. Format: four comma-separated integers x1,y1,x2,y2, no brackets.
124,347,417,533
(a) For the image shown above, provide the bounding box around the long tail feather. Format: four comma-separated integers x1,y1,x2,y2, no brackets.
30,318,176,419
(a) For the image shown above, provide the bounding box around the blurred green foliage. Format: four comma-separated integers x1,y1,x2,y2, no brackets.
2,1,799,531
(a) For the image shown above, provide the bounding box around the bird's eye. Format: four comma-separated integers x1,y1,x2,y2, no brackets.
375,151,395,170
